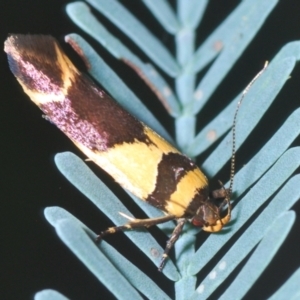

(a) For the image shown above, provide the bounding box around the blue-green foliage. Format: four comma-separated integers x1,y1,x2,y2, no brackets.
35,1,300,299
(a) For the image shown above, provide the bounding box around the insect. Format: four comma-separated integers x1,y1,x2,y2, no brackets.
4,34,267,271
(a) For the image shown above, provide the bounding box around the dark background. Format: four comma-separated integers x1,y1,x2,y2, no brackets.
1,0,300,299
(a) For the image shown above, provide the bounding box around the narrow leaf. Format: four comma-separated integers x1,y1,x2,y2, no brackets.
177,0,208,29
44,207,171,300
192,0,279,113
65,5,181,117
202,57,295,177
35,290,69,300
219,211,295,300
269,268,300,300
190,175,300,299
189,148,300,275
86,0,180,76
142,0,179,34
54,152,179,280
188,41,300,157
55,218,144,300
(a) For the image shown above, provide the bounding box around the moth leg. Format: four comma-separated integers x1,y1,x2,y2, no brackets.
216,182,232,218
211,180,230,199
96,214,176,241
212,188,229,199
218,184,232,229
158,218,186,272
212,180,232,220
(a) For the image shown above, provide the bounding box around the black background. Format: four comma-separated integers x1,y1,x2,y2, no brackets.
1,0,300,299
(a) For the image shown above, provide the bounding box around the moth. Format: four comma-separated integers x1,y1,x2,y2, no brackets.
4,34,267,270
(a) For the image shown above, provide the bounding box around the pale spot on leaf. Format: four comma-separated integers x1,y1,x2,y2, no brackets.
209,270,217,280
197,284,205,294
194,89,203,101
206,130,217,142
218,261,227,270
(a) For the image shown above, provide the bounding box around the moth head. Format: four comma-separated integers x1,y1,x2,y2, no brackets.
192,198,231,232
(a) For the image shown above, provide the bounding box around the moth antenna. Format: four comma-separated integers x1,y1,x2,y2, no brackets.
228,61,269,197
